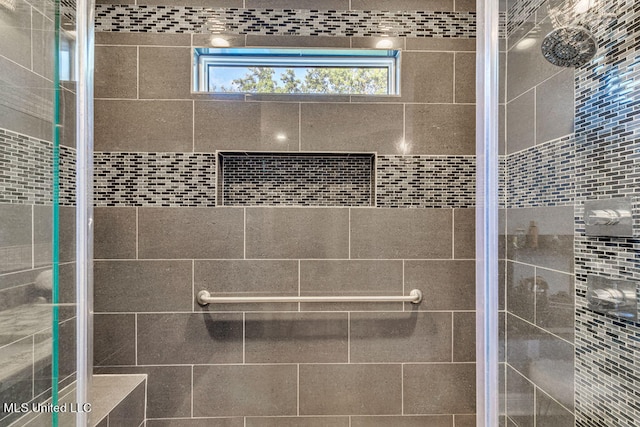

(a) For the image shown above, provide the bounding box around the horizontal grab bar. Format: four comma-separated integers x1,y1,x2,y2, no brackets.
197,289,423,306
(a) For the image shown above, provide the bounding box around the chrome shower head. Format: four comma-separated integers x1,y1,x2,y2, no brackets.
541,26,598,67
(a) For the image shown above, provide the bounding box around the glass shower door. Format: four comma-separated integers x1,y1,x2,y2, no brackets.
0,0,76,424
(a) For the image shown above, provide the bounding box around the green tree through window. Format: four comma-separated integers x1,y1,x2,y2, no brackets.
212,67,388,95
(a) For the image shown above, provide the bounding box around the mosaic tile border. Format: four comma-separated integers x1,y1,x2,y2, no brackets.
0,129,53,205
95,5,479,38
94,152,217,207
93,152,482,208
376,155,476,208
219,152,374,207
506,135,576,209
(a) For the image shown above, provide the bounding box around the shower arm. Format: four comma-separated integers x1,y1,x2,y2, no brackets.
196,289,423,306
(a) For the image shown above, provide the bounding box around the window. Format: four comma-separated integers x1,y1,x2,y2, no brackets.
193,47,401,95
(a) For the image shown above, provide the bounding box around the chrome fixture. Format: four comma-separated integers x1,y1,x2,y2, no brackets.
197,289,423,306
542,0,617,67
584,197,634,237
587,275,637,320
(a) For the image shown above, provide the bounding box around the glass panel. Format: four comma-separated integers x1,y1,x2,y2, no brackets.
0,0,59,423
502,0,639,425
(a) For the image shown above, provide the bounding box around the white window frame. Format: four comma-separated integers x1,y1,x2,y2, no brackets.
193,47,401,95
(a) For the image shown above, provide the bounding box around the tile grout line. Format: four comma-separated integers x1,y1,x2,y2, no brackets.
451,311,455,363
31,205,34,269
190,365,194,417
242,312,246,364
134,313,138,366
135,207,139,259
136,46,140,100
348,311,351,363
297,363,300,416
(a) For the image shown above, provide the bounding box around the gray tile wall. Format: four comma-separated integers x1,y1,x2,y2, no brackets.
93,4,478,423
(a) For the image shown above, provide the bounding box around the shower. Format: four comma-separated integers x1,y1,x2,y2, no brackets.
541,0,616,67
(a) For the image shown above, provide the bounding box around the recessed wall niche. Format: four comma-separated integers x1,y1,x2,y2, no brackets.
216,152,376,207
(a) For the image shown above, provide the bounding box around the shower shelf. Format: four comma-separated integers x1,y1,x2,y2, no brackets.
196,289,423,306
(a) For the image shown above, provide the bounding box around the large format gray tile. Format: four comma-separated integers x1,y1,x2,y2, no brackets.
351,0,453,11
0,0,32,68
350,208,452,259
94,313,136,366
454,415,477,427
247,0,348,8
195,260,298,311
246,208,349,259
403,363,475,414
94,207,136,259
506,89,535,154
536,389,574,426
138,207,244,259
94,100,193,152
351,416,453,427
506,366,534,427
31,11,54,80
350,312,452,362
505,206,574,274
405,104,475,155
405,38,476,52
194,101,300,152
95,365,192,419
246,417,349,427
535,68,575,144
404,261,475,310
506,314,574,410
299,103,403,154
147,419,243,427
0,204,32,273
95,45,137,99
397,51,454,102
94,260,192,312
246,35,350,48
139,46,192,99
193,365,297,417
453,311,475,362
454,208,475,259
455,52,476,103
299,364,402,415
245,312,348,363
137,313,243,365
299,260,403,311
506,261,536,323
535,268,574,342
33,205,74,265
96,32,191,46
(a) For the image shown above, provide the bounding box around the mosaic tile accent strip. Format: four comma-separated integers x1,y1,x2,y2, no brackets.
507,0,544,37
59,145,76,207
94,5,478,38
572,0,640,425
376,155,475,208
94,152,217,207
506,135,576,208
0,128,53,205
219,153,374,207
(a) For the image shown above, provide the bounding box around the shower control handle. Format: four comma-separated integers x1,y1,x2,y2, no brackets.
586,208,630,226
587,288,634,308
